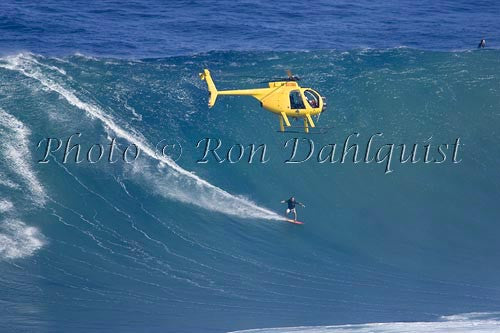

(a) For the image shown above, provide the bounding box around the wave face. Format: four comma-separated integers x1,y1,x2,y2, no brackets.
0,49,499,332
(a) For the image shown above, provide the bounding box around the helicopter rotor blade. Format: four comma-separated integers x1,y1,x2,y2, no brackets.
285,69,300,81
258,70,302,83
259,78,286,83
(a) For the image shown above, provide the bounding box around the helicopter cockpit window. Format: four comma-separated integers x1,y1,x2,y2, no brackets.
304,90,320,108
289,90,305,109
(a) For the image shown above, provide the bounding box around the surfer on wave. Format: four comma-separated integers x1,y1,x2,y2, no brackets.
281,196,305,221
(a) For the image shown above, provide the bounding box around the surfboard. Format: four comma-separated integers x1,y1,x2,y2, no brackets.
284,218,304,225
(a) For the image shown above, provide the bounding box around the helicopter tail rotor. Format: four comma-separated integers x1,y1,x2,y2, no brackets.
199,69,218,107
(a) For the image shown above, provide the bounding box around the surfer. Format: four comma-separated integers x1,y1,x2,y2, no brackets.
478,39,486,48
281,196,305,221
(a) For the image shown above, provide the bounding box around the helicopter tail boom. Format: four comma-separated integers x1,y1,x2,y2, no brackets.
199,69,218,107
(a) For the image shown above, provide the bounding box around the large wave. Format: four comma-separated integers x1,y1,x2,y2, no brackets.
0,49,499,332
0,53,281,222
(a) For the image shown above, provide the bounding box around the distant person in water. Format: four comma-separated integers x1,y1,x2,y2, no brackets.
478,39,486,48
281,196,305,221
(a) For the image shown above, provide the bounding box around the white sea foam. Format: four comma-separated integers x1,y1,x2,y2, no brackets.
0,53,281,221
0,107,46,259
0,219,45,259
227,312,500,333
0,199,14,213
130,160,278,219
0,107,46,205
0,172,20,190
73,52,98,61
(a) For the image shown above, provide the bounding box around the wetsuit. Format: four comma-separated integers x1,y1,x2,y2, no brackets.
286,199,302,210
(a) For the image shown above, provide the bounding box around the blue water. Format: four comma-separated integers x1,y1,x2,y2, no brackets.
1,0,500,57
1,1,500,333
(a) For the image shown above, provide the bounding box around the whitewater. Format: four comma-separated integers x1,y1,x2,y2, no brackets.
0,53,281,221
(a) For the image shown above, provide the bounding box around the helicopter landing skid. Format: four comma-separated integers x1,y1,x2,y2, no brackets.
276,126,333,135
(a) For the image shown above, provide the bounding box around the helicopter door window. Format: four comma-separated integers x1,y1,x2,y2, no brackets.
304,90,320,108
289,90,305,109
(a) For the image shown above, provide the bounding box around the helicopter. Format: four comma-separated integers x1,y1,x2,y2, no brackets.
199,69,326,133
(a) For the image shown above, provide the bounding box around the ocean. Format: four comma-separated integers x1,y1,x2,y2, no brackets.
1,1,500,333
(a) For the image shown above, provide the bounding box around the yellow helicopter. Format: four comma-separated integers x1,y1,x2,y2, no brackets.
199,69,326,133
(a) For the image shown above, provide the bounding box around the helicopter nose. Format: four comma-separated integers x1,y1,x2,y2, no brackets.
321,96,327,112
